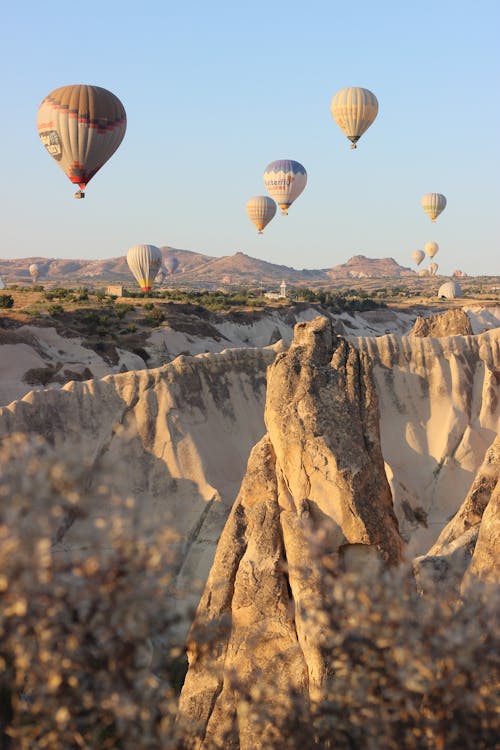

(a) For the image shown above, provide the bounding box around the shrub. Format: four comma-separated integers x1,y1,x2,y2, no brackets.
0,295,14,309
0,435,182,749
47,303,65,316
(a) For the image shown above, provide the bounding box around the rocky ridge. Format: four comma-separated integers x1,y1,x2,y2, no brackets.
177,317,500,748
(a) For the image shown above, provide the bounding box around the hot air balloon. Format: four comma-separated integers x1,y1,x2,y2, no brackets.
263,160,307,215
29,263,39,284
438,281,462,299
246,196,277,234
421,193,446,222
37,85,127,199
164,256,179,275
424,241,439,258
0,276,5,290
412,250,425,266
418,269,429,277
429,262,439,276
330,87,379,149
126,244,162,292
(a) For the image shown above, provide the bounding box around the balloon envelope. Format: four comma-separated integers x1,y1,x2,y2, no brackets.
263,160,307,215
126,244,162,291
330,87,378,148
246,196,277,233
29,263,39,281
424,241,439,258
438,281,461,299
37,84,126,196
429,262,439,276
421,193,446,222
412,250,425,266
164,256,179,275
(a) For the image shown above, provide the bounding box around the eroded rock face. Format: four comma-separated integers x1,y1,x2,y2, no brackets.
409,308,473,338
414,434,500,594
177,318,403,749
0,346,279,629
356,329,500,554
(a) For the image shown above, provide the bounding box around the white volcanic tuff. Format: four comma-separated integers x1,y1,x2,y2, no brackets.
145,307,323,367
413,433,500,594
464,305,500,334
0,325,146,406
0,346,278,606
355,330,500,555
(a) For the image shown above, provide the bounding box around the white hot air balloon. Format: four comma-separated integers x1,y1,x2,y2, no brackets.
421,193,447,222
424,241,439,258
438,281,462,299
330,87,379,148
429,262,439,276
246,196,277,234
263,160,307,215
126,244,162,292
29,263,39,283
412,250,425,266
0,276,5,290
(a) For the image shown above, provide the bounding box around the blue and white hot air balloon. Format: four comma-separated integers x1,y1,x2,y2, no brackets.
263,159,307,215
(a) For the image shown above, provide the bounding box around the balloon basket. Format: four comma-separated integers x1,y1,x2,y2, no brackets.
74,190,85,199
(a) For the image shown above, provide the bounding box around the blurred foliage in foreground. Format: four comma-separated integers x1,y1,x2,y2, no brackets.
0,434,498,749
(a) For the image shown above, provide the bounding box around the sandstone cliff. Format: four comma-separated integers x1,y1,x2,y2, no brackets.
177,319,404,749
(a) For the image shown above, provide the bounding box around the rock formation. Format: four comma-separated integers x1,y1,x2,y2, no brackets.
0,345,280,628
177,318,403,749
409,308,473,337
414,433,500,594
356,329,500,554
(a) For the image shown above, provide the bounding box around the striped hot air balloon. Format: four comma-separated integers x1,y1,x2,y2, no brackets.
263,160,307,215
429,262,439,276
37,85,126,198
330,87,379,148
246,196,277,234
126,244,162,292
421,193,447,222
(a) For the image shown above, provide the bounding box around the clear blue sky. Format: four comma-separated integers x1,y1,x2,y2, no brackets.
1,0,498,276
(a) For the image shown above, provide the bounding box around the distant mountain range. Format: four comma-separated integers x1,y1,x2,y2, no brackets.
0,248,418,287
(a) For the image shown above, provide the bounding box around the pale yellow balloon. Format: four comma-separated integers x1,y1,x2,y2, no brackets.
424,241,439,258
429,262,439,276
330,87,379,148
412,250,425,266
29,263,39,283
246,196,277,234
